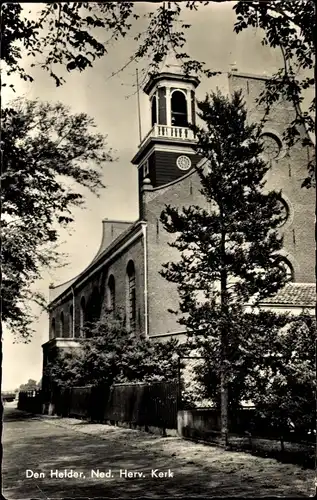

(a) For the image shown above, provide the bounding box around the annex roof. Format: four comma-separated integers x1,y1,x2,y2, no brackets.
260,283,316,308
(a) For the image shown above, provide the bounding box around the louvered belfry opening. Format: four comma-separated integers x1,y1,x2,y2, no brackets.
151,95,157,126
171,90,188,127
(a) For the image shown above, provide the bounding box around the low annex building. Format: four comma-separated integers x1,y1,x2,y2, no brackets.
42,57,315,381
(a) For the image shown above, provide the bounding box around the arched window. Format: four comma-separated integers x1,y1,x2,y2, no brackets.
69,305,73,337
87,287,101,324
60,311,64,337
126,261,136,332
171,90,188,127
275,197,290,227
107,275,115,314
151,95,157,126
260,133,282,162
276,258,294,282
51,318,56,339
80,296,86,336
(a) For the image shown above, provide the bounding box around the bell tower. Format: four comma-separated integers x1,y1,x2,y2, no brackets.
131,54,201,210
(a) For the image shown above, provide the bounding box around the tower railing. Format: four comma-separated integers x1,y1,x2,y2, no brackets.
139,124,195,148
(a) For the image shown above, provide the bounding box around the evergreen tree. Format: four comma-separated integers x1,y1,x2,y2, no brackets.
160,90,288,445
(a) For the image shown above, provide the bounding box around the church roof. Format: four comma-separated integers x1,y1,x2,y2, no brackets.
49,276,78,303
260,283,316,308
49,219,143,305
90,219,134,265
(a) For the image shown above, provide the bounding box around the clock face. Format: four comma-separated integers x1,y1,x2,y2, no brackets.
261,133,282,161
176,155,192,171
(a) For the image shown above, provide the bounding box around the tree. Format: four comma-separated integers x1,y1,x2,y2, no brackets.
244,312,316,437
186,310,315,441
1,8,115,474
45,315,185,388
1,99,113,340
233,0,315,188
2,2,314,184
18,379,40,392
160,90,288,445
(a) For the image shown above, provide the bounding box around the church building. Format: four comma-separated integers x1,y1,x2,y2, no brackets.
42,58,315,376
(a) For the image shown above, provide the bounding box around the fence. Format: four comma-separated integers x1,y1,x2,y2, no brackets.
18,380,314,467
178,407,315,468
53,386,95,419
104,381,178,429
178,406,315,443
18,390,42,413
32,381,179,430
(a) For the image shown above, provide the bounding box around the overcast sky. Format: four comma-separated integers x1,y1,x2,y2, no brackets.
2,1,285,391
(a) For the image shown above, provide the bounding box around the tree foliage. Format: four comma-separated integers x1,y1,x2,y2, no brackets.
45,315,185,388
190,312,315,435
246,313,315,434
233,0,315,187
160,89,288,441
18,378,40,392
2,2,314,184
161,90,287,318
1,2,314,337
1,100,113,339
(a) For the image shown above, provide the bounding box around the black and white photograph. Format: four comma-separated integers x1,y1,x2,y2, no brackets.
1,1,315,498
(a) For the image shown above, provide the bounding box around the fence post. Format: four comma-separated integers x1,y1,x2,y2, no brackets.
178,356,182,411
246,431,253,451
280,435,285,453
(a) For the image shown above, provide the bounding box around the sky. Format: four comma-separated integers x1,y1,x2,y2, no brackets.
2,1,285,391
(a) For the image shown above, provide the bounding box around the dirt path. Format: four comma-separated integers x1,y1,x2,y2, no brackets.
3,407,315,498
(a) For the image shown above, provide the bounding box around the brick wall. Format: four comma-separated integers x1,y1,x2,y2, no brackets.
143,73,315,337
229,73,315,283
48,73,314,345
98,236,145,337
48,234,145,340
144,171,207,337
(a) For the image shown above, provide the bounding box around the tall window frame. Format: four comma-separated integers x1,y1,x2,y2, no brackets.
69,305,73,337
80,296,86,336
107,275,116,315
51,318,56,339
88,286,101,324
151,94,158,126
60,311,64,337
126,260,136,332
142,159,149,178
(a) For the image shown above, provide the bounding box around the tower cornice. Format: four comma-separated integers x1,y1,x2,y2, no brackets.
143,72,200,95
131,133,196,165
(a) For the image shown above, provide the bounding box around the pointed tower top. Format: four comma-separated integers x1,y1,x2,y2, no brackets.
160,51,184,75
